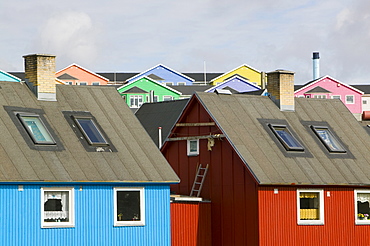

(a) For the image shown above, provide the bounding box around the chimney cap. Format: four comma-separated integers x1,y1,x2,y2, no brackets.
23,53,56,58
266,69,295,75
312,52,320,59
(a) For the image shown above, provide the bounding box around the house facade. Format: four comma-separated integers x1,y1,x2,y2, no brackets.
0,70,21,82
56,63,110,85
117,76,182,109
126,64,195,85
160,70,370,246
205,74,262,94
0,54,179,246
210,64,266,87
294,75,364,120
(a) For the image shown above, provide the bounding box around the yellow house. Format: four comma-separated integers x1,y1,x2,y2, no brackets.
210,64,266,87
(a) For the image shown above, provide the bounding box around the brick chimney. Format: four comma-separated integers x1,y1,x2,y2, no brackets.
266,70,295,111
23,54,56,101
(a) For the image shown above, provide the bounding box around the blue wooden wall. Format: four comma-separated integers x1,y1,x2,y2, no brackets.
0,184,171,246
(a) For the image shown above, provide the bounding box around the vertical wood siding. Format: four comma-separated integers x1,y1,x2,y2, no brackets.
0,184,171,246
170,201,212,246
259,186,370,246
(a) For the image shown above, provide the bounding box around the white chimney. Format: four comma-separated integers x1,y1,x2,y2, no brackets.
313,52,320,80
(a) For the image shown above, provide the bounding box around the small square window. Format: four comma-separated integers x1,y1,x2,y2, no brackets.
41,187,74,228
311,126,346,153
297,189,324,225
92,82,100,86
363,100,367,105
164,82,174,86
177,82,186,86
346,95,354,104
163,96,173,101
114,187,145,226
79,82,87,85
355,190,370,225
187,139,199,156
17,113,56,145
269,124,304,151
73,117,108,146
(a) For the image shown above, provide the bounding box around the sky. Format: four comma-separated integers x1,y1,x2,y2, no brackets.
1,0,369,84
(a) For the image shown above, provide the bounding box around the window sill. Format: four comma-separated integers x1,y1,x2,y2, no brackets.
42,223,75,228
298,220,324,225
114,221,145,227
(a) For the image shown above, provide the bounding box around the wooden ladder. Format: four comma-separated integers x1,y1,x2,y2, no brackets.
190,164,209,197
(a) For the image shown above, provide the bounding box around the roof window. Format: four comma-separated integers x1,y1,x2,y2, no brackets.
73,116,108,146
269,124,304,151
17,113,56,145
310,126,346,153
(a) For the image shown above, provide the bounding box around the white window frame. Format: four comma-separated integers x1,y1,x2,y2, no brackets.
297,189,324,225
331,95,341,100
363,100,367,105
92,82,100,86
164,82,174,86
145,95,159,103
346,95,354,104
79,82,88,85
355,190,370,225
66,81,73,85
187,139,199,156
130,95,143,108
114,187,145,226
177,82,186,86
163,96,173,101
41,187,74,228
313,95,327,99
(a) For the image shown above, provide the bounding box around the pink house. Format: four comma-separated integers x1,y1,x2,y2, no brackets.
295,75,364,120
56,63,109,85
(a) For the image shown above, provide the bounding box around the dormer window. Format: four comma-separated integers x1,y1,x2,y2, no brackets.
269,124,304,151
310,126,346,153
17,113,56,145
73,116,108,146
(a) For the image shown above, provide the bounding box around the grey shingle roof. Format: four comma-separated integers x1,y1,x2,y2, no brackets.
305,86,331,93
168,85,212,95
57,73,78,80
0,82,179,183
135,99,189,147
195,92,370,185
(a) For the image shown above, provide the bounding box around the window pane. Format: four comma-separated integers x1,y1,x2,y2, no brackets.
189,140,198,152
117,191,141,221
44,191,69,222
270,124,304,151
312,126,346,153
299,192,320,220
75,118,107,145
357,193,370,220
19,115,55,144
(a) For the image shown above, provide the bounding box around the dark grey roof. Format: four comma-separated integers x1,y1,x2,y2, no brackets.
97,72,138,82
8,72,25,81
294,85,304,91
352,85,370,94
305,86,331,93
147,74,164,81
121,86,148,94
239,89,266,95
222,86,239,94
0,82,179,183
183,72,223,82
168,85,212,95
135,99,189,147
57,73,78,80
194,92,370,185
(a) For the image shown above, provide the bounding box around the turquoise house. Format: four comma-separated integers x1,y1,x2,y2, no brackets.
117,76,182,109
0,70,21,82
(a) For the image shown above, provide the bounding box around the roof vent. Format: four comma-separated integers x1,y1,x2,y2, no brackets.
215,89,232,95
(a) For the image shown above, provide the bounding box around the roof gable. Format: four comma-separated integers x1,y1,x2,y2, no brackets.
305,86,332,94
0,70,21,82
126,64,195,84
56,63,109,82
206,74,261,93
210,64,262,83
117,76,182,96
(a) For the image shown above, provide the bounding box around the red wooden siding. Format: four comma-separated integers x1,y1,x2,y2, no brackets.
170,201,212,246
163,96,260,246
259,186,370,246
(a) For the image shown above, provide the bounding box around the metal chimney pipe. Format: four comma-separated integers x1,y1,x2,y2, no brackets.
313,52,320,80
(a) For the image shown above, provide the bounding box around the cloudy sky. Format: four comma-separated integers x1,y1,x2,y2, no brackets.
0,0,369,84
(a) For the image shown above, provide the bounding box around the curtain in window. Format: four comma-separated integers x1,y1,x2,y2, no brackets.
357,193,370,203
44,191,69,220
300,192,319,220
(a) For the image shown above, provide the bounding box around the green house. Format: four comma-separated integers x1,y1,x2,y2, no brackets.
117,76,182,109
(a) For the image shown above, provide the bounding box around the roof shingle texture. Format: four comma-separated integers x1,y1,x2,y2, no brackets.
0,82,179,183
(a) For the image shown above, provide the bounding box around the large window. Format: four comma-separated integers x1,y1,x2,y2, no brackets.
310,126,346,153
73,116,108,146
355,190,370,224
187,139,199,156
114,187,145,226
41,187,74,228
269,124,304,151
130,95,143,108
297,189,324,225
17,113,56,145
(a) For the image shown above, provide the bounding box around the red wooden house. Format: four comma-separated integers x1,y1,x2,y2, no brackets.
161,70,370,246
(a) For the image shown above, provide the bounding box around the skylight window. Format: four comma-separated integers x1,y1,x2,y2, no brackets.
73,116,108,146
310,126,346,153
17,113,56,145
269,124,304,151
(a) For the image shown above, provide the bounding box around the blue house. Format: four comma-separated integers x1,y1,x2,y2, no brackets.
0,54,179,246
0,69,21,82
126,64,195,85
205,74,262,94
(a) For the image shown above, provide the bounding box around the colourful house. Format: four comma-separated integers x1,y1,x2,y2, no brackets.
158,70,370,246
0,54,179,246
210,64,266,87
205,74,262,94
0,70,21,82
126,64,195,85
117,76,182,109
56,63,110,85
294,75,364,120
